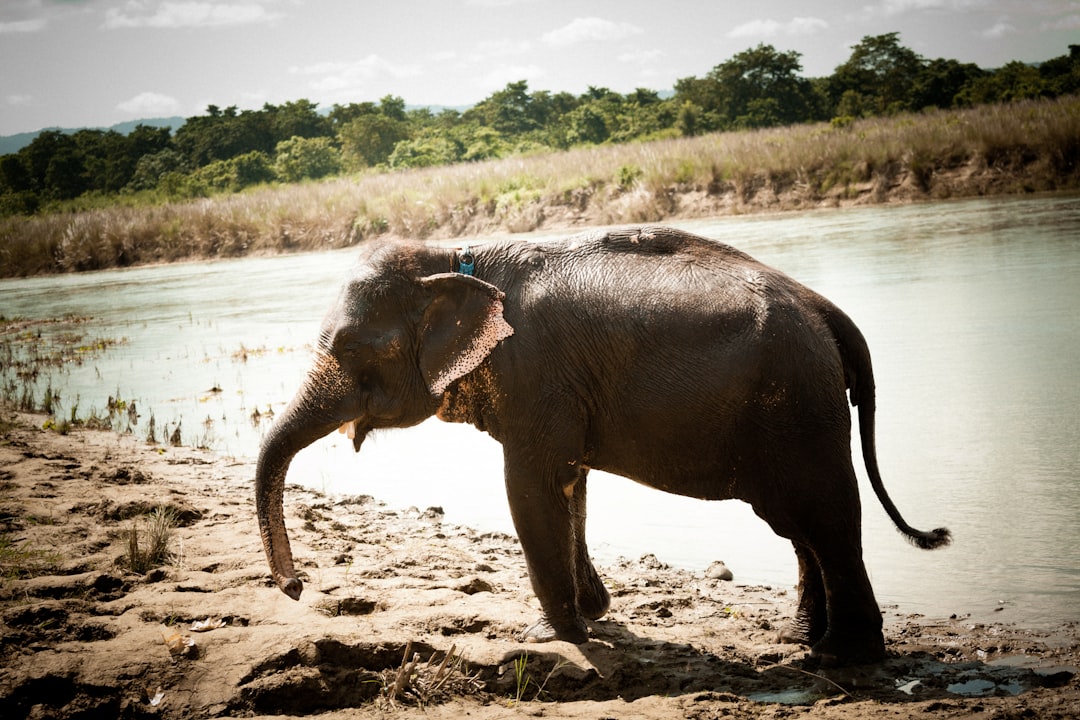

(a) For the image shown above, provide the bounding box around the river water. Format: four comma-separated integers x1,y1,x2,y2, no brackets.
2,195,1078,626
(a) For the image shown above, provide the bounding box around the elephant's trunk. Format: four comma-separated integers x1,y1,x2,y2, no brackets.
255,352,359,600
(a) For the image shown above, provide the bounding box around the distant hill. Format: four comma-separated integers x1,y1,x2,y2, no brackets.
0,116,186,155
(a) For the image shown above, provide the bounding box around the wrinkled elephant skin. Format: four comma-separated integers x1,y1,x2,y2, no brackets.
254,225,950,667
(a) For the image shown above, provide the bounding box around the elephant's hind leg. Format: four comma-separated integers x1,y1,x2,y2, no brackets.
779,542,828,647
754,465,884,665
810,544,885,666
790,497,885,665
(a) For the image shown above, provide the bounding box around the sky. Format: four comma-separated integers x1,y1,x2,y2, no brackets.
1,0,1077,136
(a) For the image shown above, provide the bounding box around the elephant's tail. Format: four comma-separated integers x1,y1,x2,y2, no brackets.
825,306,952,551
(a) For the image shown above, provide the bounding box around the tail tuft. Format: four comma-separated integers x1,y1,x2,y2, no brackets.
904,526,952,550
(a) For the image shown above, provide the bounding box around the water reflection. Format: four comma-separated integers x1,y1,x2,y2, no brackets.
2,195,1078,625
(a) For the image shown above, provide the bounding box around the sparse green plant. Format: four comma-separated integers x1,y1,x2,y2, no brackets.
617,163,643,189
124,506,179,574
512,652,531,704
506,651,573,705
0,531,62,581
42,382,56,415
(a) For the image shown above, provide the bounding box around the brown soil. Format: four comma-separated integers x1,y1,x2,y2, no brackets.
1,409,1077,719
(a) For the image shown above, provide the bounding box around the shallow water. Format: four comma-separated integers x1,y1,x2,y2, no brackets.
3,194,1078,626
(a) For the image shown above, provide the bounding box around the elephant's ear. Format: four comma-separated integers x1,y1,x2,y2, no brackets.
417,273,514,396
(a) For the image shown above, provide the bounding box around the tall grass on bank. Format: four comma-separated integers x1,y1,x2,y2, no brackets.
2,96,1077,278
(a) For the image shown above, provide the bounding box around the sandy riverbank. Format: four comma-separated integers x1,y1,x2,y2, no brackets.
1,409,1077,719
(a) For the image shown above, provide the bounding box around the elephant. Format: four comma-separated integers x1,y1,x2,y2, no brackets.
255,225,950,667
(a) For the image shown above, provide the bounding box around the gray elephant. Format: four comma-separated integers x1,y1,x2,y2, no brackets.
255,225,950,666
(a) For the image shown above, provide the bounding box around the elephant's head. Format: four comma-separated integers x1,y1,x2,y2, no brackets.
255,242,513,599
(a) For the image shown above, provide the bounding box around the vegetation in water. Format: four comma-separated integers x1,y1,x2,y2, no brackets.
0,315,135,435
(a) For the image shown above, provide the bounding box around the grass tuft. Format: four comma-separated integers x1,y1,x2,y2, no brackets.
0,531,62,582
379,641,483,708
124,507,179,574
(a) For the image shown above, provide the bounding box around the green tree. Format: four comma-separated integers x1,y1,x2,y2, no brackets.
273,136,341,182
456,125,507,162
958,61,1049,105
266,100,331,143
1039,45,1080,97
675,100,703,136
127,149,188,191
72,129,136,194
379,95,407,122
388,134,461,168
20,130,73,194
0,153,33,193
231,150,276,188
563,104,610,145
526,90,579,134
337,112,410,168
173,105,279,167
327,101,380,128
709,44,819,127
128,124,172,158
828,32,925,115
912,58,987,109
465,80,541,136
43,143,87,200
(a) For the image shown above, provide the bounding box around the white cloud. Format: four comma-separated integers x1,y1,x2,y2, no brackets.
117,91,181,115
6,94,33,107
541,17,643,46
727,16,828,39
1042,13,1080,31
981,18,1017,38
877,0,947,15
727,19,781,38
103,2,281,30
872,0,984,17
0,17,46,34
787,17,829,36
290,56,423,93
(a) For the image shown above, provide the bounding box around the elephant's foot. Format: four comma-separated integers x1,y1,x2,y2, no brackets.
777,608,826,648
778,623,812,647
808,628,886,668
576,574,611,621
519,614,589,645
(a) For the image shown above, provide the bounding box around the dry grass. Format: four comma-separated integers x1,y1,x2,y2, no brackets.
2,96,1077,277
378,641,483,708
124,507,179,574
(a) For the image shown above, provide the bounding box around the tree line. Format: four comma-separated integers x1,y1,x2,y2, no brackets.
2,33,1077,217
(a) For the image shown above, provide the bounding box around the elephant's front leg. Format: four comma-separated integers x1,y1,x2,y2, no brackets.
504,448,589,644
570,469,610,621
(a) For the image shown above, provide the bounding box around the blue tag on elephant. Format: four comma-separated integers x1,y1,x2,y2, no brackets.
458,248,475,276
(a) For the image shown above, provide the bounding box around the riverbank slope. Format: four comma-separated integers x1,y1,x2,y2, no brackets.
1,409,1078,719
2,96,1078,278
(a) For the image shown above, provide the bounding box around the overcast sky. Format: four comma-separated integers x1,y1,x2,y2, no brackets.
1,0,1076,136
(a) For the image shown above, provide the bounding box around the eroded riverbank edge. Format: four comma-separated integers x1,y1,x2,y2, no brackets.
1,408,1077,719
